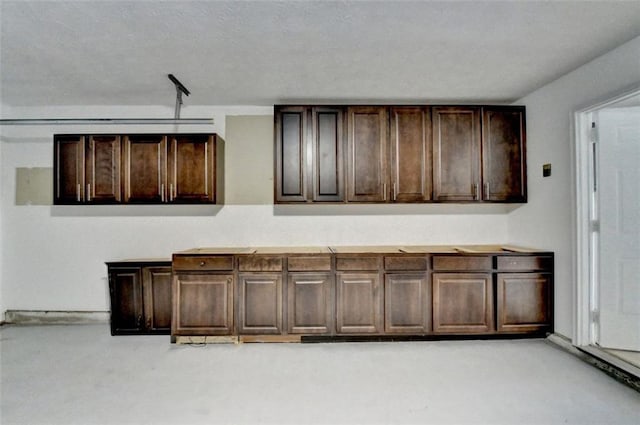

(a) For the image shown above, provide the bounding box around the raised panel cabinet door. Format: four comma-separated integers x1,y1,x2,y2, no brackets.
108,268,144,335
288,273,333,334
390,107,432,202
432,272,493,333
169,134,216,203
275,106,308,202
385,273,430,333
482,107,526,202
312,107,345,202
347,106,389,202
336,272,382,333
497,273,552,333
238,273,283,334
54,135,85,204
432,107,481,201
86,135,121,203
143,267,172,333
172,273,234,336
123,134,166,203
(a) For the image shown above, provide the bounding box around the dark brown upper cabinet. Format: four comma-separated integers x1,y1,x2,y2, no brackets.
432,106,482,201
390,107,432,202
55,133,222,205
275,106,344,202
54,134,121,204
482,106,526,202
347,106,389,202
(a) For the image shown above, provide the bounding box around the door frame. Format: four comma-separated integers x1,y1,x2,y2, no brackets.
574,85,640,349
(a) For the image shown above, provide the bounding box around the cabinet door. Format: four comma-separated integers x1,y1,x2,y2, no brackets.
54,135,85,204
238,273,283,334
482,107,526,202
385,273,430,333
122,135,166,203
172,273,234,335
108,267,144,335
390,107,432,202
432,272,493,333
311,107,345,202
432,107,481,201
168,134,216,203
86,135,121,203
275,106,308,202
497,273,551,333
143,267,172,333
347,107,389,202
336,272,382,333
288,273,333,334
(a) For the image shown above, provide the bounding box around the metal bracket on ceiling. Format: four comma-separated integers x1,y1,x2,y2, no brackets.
168,74,191,119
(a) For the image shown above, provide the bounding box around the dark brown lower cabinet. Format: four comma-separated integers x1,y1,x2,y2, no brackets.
336,272,382,334
497,273,552,332
172,273,234,336
287,273,333,334
432,272,493,333
384,273,430,333
238,273,283,334
107,261,172,335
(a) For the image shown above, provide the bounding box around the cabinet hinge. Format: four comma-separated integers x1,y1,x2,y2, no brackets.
590,310,600,324
591,220,600,232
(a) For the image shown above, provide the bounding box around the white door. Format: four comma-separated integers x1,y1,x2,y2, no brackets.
596,106,640,350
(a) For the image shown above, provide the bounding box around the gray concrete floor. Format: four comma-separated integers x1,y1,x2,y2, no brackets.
1,325,639,425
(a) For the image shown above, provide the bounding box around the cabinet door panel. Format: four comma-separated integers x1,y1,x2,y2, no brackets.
143,267,172,332
87,135,121,203
482,107,526,202
238,273,283,334
432,272,493,333
123,135,166,203
275,107,308,202
109,268,143,335
336,272,382,333
312,107,344,201
390,107,432,202
288,273,333,334
497,273,551,332
385,273,430,333
54,135,85,204
173,274,234,335
432,107,481,201
169,134,215,203
347,107,388,202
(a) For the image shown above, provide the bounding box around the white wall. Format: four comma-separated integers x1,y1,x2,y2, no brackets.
0,105,510,313
509,35,640,339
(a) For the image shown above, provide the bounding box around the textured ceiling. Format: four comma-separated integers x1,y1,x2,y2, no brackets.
1,0,640,107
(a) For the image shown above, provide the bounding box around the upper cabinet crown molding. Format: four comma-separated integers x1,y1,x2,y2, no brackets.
54,133,223,205
275,104,526,205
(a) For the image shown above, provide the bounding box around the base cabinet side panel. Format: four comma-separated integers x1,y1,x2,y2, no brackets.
497,273,552,333
432,273,493,333
172,274,234,335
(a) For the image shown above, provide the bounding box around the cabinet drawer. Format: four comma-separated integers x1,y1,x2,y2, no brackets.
336,256,380,271
288,256,332,271
173,255,234,271
238,256,283,272
497,256,553,271
384,256,428,271
432,256,492,271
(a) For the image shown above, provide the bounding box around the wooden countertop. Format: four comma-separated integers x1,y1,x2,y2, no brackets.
175,245,547,255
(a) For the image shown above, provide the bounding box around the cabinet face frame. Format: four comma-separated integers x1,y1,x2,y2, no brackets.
346,106,389,202
390,107,432,202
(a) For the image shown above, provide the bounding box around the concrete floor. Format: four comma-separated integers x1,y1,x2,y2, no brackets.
1,325,639,425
